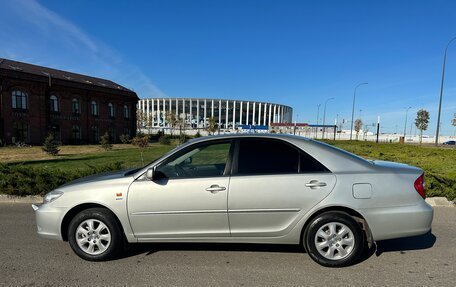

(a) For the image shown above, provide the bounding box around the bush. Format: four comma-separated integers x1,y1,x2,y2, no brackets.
194,131,202,138
42,133,60,156
99,132,113,150
158,135,172,145
0,162,124,196
119,133,130,144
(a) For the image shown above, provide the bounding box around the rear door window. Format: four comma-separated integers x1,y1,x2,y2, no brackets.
236,139,299,175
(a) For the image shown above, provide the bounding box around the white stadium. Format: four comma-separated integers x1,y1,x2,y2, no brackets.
137,98,293,131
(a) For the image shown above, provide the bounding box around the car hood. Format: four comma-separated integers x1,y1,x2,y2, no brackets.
59,168,138,189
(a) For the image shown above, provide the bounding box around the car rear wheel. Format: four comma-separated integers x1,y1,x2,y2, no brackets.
304,212,365,267
68,208,124,261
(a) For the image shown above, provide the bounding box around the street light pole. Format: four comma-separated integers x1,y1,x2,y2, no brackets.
350,83,368,140
404,106,411,138
436,37,456,146
316,104,321,138
322,97,335,139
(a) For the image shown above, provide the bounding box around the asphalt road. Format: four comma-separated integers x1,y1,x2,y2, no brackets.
0,204,454,286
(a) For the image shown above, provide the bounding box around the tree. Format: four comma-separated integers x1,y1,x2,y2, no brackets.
363,125,370,140
42,133,60,156
136,110,147,132
206,117,218,135
165,112,179,136
131,133,150,165
415,109,430,144
354,119,363,140
175,114,188,143
99,132,113,151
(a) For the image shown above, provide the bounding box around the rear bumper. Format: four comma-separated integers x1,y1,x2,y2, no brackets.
361,200,434,241
32,203,65,240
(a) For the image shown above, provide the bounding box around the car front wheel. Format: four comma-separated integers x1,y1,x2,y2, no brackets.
304,212,365,267
68,208,124,261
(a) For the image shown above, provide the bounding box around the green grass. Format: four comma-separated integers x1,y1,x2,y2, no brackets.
4,144,175,170
1,141,455,200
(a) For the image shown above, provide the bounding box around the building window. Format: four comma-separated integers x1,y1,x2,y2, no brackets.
91,126,99,143
72,98,80,114
72,125,81,140
123,104,130,119
108,103,115,118
50,124,61,141
13,121,29,143
12,90,28,109
108,127,116,142
50,95,59,112
91,100,98,116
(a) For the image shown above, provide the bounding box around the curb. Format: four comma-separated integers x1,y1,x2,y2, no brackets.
0,194,454,207
425,197,455,207
0,194,43,204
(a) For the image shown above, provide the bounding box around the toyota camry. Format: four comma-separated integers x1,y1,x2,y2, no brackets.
32,134,433,267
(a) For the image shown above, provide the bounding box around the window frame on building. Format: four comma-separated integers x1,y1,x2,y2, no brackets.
91,100,99,116
123,104,130,119
13,121,29,143
72,125,81,140
50,95,59,112
91,126,99,143
11,90,28,110
72,98,80,114
108,102,115,118
108,127,116,142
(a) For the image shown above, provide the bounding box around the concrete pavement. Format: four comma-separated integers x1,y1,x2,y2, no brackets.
0,203,454,286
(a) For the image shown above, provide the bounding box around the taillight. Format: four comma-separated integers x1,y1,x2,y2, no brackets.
414,173,426,199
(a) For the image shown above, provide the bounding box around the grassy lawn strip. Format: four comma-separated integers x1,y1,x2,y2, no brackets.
1,140,455,200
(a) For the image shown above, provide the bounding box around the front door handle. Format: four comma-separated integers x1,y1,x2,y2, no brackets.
305,180,327,189
206,185,226,193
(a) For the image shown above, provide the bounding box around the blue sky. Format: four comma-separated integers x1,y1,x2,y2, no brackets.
1,0,456,135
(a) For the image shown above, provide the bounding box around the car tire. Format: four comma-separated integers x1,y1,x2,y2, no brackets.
68,208,124,261
304,212,365,267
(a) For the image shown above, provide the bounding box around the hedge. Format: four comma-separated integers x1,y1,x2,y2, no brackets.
0,162,123,196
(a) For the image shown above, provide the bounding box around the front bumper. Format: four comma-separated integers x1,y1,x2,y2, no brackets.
32,203,66,240
361,200,434,241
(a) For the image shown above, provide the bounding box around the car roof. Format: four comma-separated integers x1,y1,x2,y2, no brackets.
186,133,312,144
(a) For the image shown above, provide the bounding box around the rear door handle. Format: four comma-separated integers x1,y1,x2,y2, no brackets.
206,185,226,193
305,180,327,189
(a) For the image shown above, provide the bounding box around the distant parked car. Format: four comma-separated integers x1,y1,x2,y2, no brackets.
32,134,433,267
443,140,456,145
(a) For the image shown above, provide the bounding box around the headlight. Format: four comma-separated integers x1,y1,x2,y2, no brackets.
43,191,64,204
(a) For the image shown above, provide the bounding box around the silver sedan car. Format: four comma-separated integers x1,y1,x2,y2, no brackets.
32,134,433,267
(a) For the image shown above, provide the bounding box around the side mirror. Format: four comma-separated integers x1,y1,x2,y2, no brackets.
145,168,155,180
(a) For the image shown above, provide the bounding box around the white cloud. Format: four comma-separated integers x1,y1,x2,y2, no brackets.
0,0,166,98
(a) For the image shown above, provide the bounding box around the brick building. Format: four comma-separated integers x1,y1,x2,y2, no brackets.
0,58,138,145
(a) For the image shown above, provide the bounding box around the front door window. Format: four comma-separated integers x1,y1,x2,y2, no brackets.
155,141,232,179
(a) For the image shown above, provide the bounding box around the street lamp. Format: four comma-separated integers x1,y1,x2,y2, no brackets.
322,97,335,139
316,104,321,138
404,106,412,138
350,83,368,140
436,36,456,146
